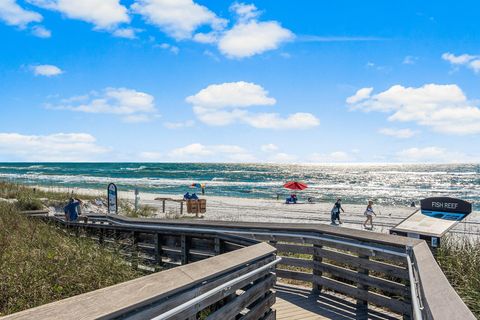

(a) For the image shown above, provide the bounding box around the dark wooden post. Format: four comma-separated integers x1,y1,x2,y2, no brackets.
154,233,163,271
132,231,139,270
98,228,104,245
214,237,222,255
162,200,166,213
181,234,189,265
356,254,369,316
313,243,323,294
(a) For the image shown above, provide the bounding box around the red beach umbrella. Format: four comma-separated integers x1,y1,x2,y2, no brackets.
283,181,308,191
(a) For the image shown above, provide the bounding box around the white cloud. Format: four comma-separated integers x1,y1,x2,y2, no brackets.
267,152,297,163
218,20,294,58
309,151,352,163
396,146,471,163
0,132,109,161
347,84,480,135
442,52,480,73
31,25,51,37
379,128,416,138
365,61,390,72
27,0,129,29
244,112,320,129
168,143,254,162
32,64,63,76
193,31,218,43
112,28,137,39
261,143,278,152
186,81,276,109
186,81,319,129
442,52,477,65
156,42,179,54
49,87,160,123
164,120,194,129
132,0,226,40
216,3,293,59
403,55,417,65
346,87,372,104
0,0,42,27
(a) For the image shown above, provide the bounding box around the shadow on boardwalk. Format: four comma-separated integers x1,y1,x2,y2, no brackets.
274,284,401,320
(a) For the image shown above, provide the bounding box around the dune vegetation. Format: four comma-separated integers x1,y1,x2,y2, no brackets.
435,236,480,317
0,201,141,316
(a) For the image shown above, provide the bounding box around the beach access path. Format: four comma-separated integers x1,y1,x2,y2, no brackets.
40,186,480,237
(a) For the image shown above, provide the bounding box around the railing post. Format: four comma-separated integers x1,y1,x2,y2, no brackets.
356,254,369,316
313,243,323,294
132,231,139,270
154,233,163,271
98,227,104,245
214,237,222,255
181,234,189,265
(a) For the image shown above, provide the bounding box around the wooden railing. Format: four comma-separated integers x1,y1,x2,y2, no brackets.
3,216,278,320
94,215,476,320
411,242,476,320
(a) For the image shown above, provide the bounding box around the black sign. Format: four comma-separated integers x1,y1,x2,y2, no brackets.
107,183,118,214
420,197,472,214
420,197,472,221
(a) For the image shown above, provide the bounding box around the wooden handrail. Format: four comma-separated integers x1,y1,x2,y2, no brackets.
96,214,422,248
91,214,476,319
411,242,475,320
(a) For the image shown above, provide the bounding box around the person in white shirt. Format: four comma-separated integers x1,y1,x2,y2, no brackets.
363,200,377,229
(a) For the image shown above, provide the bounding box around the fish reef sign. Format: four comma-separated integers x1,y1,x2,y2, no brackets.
420,197,472,221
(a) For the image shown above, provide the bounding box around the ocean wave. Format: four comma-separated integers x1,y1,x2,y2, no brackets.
0,172,281,188
120,166,148,171
372,171,478,176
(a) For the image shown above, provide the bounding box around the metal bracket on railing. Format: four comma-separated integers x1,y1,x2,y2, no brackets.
406,246,424,320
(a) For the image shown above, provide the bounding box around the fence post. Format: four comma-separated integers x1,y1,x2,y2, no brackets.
132,231,139,270
98,228,104,245
313,243,323,294
356,254,369,316
214,237,222,255
154,233,163,271
181,234,189,265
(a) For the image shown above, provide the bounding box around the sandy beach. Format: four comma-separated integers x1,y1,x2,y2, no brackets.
39,185,480,237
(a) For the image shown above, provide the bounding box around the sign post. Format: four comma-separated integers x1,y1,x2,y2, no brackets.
107,183,118,214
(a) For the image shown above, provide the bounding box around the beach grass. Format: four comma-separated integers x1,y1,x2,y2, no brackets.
120,200,156,218
0,202,141,316
0,181,98,211
435,236,480,317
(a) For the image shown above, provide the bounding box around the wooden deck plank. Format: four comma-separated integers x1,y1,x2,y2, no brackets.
274,283,402,320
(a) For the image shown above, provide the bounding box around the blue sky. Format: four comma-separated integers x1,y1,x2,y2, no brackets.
1,0,479,163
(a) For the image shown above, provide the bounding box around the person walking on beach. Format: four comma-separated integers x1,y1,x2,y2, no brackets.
331,198,345,225
363,200,377,229
64,198,82,222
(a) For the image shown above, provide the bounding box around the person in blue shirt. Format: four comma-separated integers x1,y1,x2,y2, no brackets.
64,198,82,222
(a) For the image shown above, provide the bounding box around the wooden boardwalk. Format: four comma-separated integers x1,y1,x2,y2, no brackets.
274,284,401,320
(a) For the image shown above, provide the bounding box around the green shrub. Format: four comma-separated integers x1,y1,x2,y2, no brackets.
15,195,44,211
121,201,156,218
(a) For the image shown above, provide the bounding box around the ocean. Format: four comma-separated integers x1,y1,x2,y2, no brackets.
0,163,479,211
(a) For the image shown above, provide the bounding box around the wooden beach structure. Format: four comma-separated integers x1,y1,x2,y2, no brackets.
3,212,475,320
